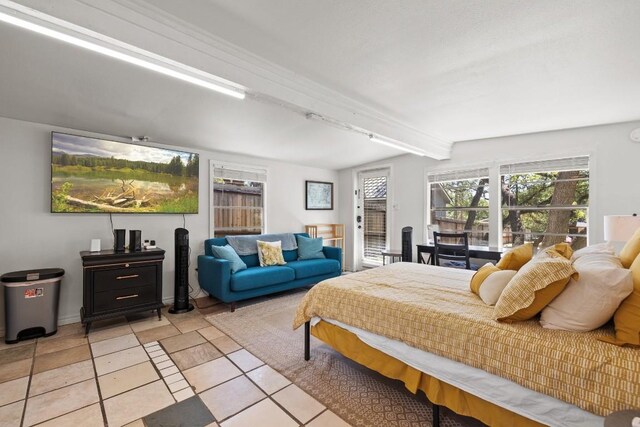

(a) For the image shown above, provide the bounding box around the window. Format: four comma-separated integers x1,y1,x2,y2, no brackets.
500,157,589,249
426,156,590,250
428,168,490,246
211,162,267,238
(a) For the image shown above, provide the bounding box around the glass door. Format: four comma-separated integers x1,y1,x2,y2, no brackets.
357,169,390,267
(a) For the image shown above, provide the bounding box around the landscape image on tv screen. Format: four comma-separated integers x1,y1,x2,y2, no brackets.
51,132,199,213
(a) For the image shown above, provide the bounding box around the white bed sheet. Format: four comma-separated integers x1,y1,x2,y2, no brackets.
312,317,604,427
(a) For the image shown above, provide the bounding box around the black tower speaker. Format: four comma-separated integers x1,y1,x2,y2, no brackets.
169,228,194,314
114,229,126,252
401,226,413,262
129,230,142,252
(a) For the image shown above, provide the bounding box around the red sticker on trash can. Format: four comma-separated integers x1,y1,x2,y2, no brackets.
24,288,44,298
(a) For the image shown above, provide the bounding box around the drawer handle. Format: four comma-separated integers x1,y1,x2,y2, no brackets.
116,274,139,280
116,294,139,300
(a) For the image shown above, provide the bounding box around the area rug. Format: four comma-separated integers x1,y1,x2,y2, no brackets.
206,290,482,427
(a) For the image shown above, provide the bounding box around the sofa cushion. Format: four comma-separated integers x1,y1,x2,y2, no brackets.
286,259,340,280
230,266,295,292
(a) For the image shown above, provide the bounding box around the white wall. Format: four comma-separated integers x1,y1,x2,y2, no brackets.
0,116,339,328
339,120,640,270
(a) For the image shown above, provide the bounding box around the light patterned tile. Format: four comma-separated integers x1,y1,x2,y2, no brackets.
306,410,351,427
220,399,297,427
29,360,94,396
0,376,28,406
246,365,291,395
0,343,35,364
227,349,263,372
128,315,170,333
88,324,133,344
0,358,32,383
272,384,325,424
0,400,24,426
90,333,139,357
135,325,181,345
35,335,87,356
160,366,180,377
197,325,225,341
163,372,184,385
183,357,242,393
123,420,145,427
172,387,195,402
209,335,241,354
172,317,211,334
170,343,221,371
199,376,265,421
156,360,174,370
32,344,91,374
35,403,104,427
160,331,206,353
23,379,99,426
167,379,190,393
94,346,148,376
98,361,159,399
103,380,174,427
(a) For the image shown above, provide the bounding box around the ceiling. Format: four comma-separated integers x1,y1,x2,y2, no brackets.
1,0,640,169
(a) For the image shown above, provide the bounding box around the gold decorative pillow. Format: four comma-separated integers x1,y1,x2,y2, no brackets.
601,253,640,346
256,240,286,267
494,250,577,322
470,263,500,295
619,227,640,268
495,243,533,271
539,242,573,260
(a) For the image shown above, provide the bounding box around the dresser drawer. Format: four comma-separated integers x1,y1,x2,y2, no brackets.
93,265,156,292
93,284,157,313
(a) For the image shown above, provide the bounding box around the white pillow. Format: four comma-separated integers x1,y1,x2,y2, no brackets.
570,242,615,261
478,269,518,306
540,253,633,332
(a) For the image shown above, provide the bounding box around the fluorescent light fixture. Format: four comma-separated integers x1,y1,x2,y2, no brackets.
0,3,245,99
305,112,427,156
369,135,426,156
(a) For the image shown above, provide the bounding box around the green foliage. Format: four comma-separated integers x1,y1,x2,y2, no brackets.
155,195,198,213
52,151,199,177
52,181,73,212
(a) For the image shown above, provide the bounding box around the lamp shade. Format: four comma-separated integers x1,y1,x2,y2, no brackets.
603,215,640,242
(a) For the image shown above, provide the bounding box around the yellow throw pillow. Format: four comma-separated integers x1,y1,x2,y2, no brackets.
619,227,640,268
257,240,286,267
494,250,577,322
601,253,640,346
540,242,573,260
470,263,500,295
495,243,533,270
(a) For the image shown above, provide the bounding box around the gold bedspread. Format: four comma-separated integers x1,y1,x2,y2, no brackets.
293,262,640,416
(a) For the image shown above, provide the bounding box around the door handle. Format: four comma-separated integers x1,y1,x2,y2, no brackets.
116,274,139,280
116,294,139,300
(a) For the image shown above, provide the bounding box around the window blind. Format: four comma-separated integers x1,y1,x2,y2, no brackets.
500,156,589,175
427,167,490,183
213,164,267,182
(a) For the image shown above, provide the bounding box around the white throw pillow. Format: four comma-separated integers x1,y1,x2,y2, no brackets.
478,269,518,306
540,253,633,332
570,242,615,261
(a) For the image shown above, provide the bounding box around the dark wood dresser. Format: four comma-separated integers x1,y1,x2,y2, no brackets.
80,248,165,335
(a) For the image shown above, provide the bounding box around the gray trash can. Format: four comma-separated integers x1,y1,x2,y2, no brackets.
1,268,64,344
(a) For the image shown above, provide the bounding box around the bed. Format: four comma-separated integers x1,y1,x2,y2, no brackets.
293,262,640,427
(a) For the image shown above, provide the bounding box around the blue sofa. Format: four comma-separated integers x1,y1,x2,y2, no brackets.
198,233,342,310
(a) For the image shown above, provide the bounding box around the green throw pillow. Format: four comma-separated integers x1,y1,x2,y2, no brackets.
210,244,247,273
296,235,326,260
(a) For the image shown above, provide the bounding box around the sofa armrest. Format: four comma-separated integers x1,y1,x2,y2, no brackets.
197,255,232,302
323,246,342,270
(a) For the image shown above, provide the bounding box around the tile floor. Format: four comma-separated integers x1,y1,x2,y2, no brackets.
0,302,351,427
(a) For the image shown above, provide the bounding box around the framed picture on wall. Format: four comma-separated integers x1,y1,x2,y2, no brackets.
305,180,333,210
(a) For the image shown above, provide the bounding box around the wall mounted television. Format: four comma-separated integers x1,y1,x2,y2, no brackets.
51,132,199,213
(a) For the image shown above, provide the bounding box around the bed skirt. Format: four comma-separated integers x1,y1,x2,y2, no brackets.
311,319,544,427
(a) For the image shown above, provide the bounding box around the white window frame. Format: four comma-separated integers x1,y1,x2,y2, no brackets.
424,155,591,249
209,160,268,238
